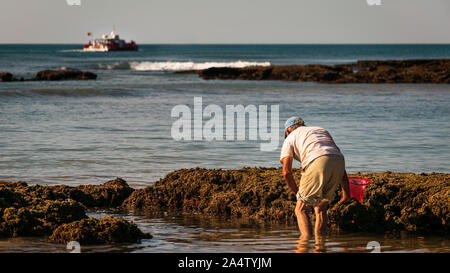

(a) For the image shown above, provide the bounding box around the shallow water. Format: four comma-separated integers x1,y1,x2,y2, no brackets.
0,211,448,253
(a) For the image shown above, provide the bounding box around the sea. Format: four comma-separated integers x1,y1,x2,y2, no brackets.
0,44,449,252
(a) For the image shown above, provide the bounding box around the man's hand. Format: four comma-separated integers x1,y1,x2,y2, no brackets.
338,171,352,204
338,194,352,204
281,156,299,194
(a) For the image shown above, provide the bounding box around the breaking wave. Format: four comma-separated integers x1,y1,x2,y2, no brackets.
58,49,85,53
98,61,271,71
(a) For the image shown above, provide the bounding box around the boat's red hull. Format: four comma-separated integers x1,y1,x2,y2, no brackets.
83,42,138,52
106,42,138,51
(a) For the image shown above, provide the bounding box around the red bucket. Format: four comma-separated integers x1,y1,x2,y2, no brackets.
348,177,370,202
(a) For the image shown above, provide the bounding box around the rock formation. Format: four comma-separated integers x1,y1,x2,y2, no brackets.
0,69,97,82
185,59,450,84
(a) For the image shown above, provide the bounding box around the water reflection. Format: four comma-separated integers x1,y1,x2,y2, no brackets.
0,211,448,253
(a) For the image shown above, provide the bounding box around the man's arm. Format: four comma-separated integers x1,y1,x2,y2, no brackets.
281,156,298,194
339,170,352,203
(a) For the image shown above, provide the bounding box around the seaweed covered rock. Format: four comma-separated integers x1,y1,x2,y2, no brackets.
0,72,14,82
32,69,97,81
357,172,449,233
123,168,449,234
0,178,149,242
123,167,301,222
6,178,134,208
66,178,134,207
49,216,152,245
0,69,97,82
327,199,372,232
0,200,86,237
0,184,27,208
188,59,450,84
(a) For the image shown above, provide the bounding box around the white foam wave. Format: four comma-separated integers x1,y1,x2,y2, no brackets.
100,61,271,71
58,49,85,53
98,62,132,70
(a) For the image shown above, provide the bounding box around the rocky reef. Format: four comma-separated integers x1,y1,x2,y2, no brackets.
122,168,301,221
334,172,449,233
49,216,152,245
0,178,151,244
1,169,448,245
0,72,16,82
123,168,449,234
0,69,97,82
186,59,450,84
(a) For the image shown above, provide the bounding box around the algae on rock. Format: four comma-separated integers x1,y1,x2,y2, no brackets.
123,168,449,234
0,178,150,244
49,216,152,244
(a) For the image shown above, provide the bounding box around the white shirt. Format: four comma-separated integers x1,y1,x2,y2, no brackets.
280,126,343,168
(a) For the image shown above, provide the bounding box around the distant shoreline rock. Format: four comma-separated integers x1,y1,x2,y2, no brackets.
183,59,450,84
0,69,97,82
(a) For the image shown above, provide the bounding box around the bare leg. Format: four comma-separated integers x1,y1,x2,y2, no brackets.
294,236,310,253
295,200,313,238
314,235,326,253
314,200,329,237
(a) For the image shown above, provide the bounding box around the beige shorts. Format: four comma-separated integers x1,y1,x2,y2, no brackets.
296,154,345,205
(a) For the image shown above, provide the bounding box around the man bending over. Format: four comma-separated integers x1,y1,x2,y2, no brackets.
280,116,351,238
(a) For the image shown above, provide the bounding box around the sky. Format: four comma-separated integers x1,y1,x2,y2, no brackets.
0,0,449,44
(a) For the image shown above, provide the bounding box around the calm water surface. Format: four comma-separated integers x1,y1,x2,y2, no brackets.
0,211,448,253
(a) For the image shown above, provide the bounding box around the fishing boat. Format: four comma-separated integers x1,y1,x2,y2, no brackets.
83,30,138,52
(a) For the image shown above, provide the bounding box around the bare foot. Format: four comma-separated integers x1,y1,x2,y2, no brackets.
300,234,312,240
